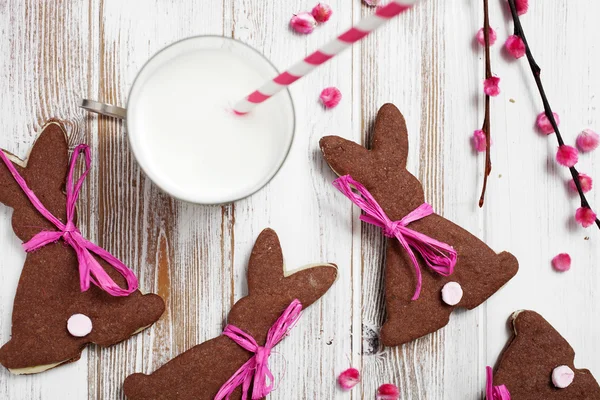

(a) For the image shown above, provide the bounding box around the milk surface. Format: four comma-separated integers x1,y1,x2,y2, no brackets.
128,45,293,204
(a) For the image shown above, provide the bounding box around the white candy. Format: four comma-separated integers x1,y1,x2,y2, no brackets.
67,313,93,338
441,282,463,306
552,365,575,389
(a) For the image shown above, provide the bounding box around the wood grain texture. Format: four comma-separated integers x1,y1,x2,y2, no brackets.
0,0,598,399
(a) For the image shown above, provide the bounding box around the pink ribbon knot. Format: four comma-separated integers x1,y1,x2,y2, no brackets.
333,175,457,300
215,299,303,400
0,144,139,296
486,366,511,400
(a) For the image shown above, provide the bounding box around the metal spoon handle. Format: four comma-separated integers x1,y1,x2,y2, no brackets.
80,99,127,120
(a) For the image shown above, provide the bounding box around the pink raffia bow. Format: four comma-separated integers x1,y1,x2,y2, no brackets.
215,299,303,400
0,144,138,296
333,175,457,300
486,366,511,399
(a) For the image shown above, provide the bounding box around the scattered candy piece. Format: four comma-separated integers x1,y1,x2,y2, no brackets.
338,368,360,390
67,313,93,337
556,145,579,167
483,77,501,97
312,3,332,23
552,365,575,389
290,12,317,34
536,112,560,135
505,35,526,59
568,173,593,193
363,0,380,6
472,129,487,152
515,0,529,15
476,27,497,46
576,129,599,152
441,282,463,306
320,87,342,109
377,384,400,400
551,253,571,272
575,207,597,228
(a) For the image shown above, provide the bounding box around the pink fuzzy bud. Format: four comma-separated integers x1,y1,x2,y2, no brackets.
363,0,380,6
505,35,526,59
377,384,400,400
312,3,332,23
483,77,501,97
575,207,597,228
290,12,317,34
536,112,560,135
320,87,342,109
472,129,487,152
476,27,497,46
576,129,599,152
568,173,593,193
552,253,571,272
338,368,360,390
556,145,579,167
515,0,529,15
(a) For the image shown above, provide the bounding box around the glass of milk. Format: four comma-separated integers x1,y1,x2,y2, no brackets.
81,36,295,205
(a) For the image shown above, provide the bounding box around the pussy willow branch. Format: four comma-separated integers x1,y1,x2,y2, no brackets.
478,0,492,208
507,0,600,229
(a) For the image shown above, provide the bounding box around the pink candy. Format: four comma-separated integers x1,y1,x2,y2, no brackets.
290,12,317,34
320,87,342,109
67,313,93,337
576,129,599,152
377,383,400,400
552,365,575,389
536,112,560,135
441,282,463,306
552,253,571,272
338,368,360,390
476,27,497,46
505,35,526,59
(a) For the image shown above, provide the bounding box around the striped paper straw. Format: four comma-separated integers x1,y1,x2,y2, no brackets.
234,0,420,115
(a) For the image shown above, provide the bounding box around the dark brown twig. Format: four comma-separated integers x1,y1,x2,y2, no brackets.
507,0,600,229
478,0,492,208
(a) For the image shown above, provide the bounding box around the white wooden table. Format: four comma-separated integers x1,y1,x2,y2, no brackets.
0,0,598,398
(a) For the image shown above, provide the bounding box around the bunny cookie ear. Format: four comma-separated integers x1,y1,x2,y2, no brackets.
493,311,600,398
371,103,409,167
248,228,337,308
319,135,371,178
0,150,26,208
25,122,69,192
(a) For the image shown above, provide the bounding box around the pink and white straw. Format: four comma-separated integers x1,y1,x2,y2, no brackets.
233,0,420,115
